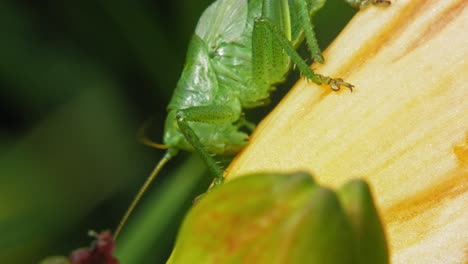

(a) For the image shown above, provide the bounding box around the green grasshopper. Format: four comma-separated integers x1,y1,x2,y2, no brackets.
114,0,390,238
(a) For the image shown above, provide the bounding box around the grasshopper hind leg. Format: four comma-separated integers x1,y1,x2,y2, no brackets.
252,17,354,92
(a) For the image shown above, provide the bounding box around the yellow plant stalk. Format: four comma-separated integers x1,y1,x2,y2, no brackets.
225,0,468,263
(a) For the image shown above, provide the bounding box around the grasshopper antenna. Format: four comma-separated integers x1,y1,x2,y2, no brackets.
137,118,171,149
114,148,178,240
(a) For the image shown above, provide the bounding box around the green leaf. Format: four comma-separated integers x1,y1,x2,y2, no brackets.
338,180,389,264
167,172,388,264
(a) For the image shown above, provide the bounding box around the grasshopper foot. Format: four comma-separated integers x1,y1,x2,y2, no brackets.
313,53,325,64
373,0,391,6
315,75,354,92
352,0,391,9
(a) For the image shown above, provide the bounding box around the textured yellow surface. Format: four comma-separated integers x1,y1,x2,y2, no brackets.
225,0,468,263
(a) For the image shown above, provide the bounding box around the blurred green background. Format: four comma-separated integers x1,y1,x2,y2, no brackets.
0,0,357,263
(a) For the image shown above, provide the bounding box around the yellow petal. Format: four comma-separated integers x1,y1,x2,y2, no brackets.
225,0,468,263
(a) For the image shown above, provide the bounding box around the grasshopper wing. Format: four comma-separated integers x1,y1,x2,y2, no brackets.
195,0,248,45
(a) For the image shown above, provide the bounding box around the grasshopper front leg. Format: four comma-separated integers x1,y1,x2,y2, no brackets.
176,105,239,186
